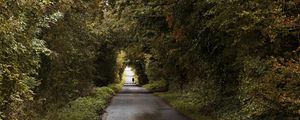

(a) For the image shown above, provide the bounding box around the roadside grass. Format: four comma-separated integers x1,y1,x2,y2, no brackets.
143,80,168,92
39,82,123,120
155,92,214,120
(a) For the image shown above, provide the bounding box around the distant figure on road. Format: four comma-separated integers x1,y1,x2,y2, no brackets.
132,78,135,83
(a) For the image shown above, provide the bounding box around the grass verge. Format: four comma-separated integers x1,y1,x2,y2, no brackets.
155,92,214,120
39,82,123,120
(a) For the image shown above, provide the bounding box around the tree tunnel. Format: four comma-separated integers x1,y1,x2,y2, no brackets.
1,0,300,120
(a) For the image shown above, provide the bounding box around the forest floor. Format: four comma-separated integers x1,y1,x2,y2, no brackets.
102,82,191,120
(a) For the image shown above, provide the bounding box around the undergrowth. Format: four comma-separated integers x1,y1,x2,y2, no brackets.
38,82,123,120
143,80,168,92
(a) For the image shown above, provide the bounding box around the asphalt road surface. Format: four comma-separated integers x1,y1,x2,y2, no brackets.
102,82,191,120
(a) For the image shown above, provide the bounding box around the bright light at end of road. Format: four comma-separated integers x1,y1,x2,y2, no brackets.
124,66,134,76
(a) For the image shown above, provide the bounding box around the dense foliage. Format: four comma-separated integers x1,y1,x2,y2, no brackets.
0,0,299,120
0,1,60,119
0,0,126,119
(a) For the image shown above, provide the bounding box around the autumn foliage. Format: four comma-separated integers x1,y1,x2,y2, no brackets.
0,0,299,120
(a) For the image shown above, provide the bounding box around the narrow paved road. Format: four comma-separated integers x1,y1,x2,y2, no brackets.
102,82,191,120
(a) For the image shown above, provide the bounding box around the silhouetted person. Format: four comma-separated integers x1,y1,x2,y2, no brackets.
132,78,134,83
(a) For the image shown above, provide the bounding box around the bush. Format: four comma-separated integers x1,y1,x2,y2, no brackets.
156,92,214,120
144,80,168,92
